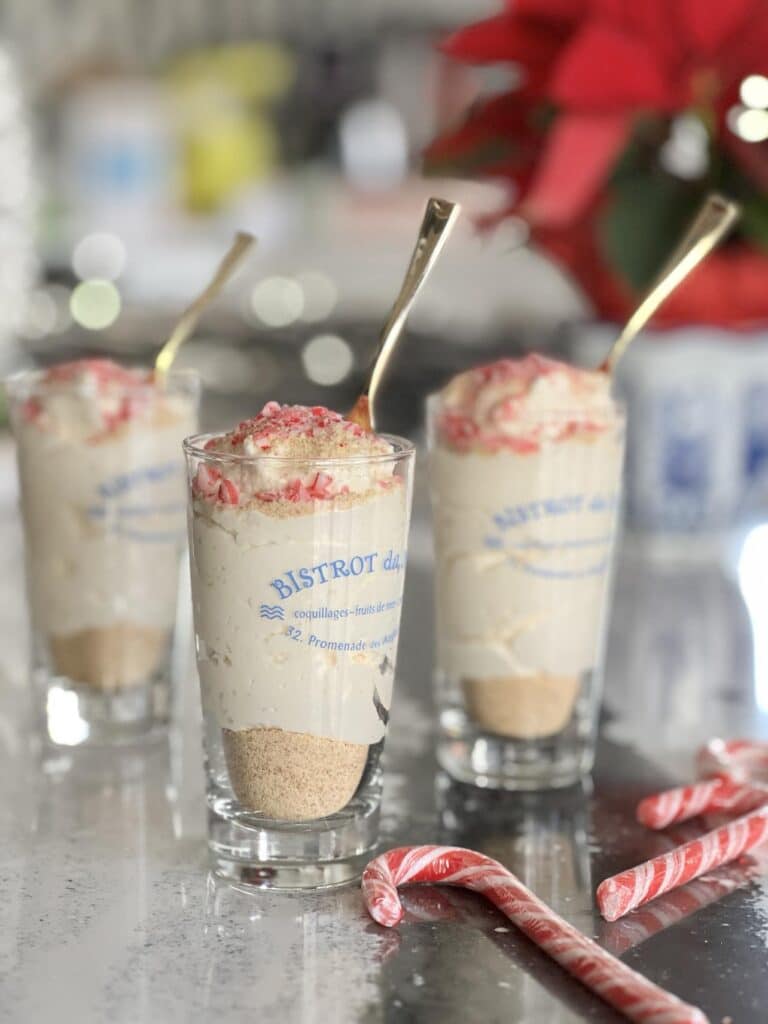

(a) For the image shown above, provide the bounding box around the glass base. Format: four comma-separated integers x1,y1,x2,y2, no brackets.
437,707,594,791
207,791,380,892
38,671,171,747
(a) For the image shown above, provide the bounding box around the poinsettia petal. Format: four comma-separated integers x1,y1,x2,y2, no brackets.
549,24,677,110
425,91,537,160
623,0,686,75
521,112,631,227
714,15,768,92
441,14,567,67
513,0,588,22
678,0,757,55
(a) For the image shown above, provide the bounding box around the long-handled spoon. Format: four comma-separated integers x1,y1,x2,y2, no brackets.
155,231,257,381
348,197,461,430
600,193,740,374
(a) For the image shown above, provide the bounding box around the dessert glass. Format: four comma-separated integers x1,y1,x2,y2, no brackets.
428,391,625,790
7,365,199,745
184,432,415,889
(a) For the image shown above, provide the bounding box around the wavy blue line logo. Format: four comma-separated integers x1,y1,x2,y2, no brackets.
259,604,285,621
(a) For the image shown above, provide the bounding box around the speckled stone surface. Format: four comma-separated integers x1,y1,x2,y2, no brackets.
1,440,768,1023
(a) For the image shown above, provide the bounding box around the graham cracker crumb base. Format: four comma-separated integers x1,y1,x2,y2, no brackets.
223,725,368,820
463,673,581,739
50,624,168,691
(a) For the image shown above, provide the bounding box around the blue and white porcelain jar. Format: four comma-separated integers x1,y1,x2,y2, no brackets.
571,324,768,537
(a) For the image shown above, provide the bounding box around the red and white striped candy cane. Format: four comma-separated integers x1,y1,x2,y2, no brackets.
362,845,708,1024
602,866,749,956
597,805,768,922
637,776,768,829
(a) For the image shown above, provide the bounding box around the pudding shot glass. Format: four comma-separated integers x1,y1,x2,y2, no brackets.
7,360,199,745
184,402,415,889
429,355,625,789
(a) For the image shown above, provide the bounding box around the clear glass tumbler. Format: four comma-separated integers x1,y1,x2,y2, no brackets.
7,367,199,745
184,432,415,889
429,398,625,789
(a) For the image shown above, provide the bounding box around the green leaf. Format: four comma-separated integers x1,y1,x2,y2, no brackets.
740,200,768,253
598,173,702,292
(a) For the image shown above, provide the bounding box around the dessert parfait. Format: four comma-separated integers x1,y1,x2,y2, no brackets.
184,402,414,886
429,354,625,787
7,359,199,740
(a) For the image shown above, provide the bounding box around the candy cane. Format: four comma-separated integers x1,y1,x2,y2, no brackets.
363,845,708,1024
637,776,768,829
597,806,768,922
601,865,750,956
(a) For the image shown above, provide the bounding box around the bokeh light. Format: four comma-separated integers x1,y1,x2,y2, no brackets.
69,279,121,330
740,74,768,110
302,333,354,385
72,232,126,281
733,107,768,142
250,276,304,327
339,98,408,191
296,271,337,323
659,114,709,178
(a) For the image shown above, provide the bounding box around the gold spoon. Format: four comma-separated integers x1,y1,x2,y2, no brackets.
348,196,461,430
600,193,740,374
155,231,257,381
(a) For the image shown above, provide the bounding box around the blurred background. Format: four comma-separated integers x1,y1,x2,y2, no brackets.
2,0,768,539
0,0,569,439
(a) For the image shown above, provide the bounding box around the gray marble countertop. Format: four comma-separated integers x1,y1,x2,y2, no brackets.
1,440,767,1024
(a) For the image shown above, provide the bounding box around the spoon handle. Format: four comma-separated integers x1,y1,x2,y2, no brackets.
362,197,460,428
155,231,256,380
601,193,740,374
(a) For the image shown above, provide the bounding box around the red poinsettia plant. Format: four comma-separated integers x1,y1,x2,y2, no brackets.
425,0,768,326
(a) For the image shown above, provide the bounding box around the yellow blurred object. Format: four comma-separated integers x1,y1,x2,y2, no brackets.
167,42,295,212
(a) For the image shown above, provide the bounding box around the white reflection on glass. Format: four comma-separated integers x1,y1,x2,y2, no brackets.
46,686,89,745
738,524,768,711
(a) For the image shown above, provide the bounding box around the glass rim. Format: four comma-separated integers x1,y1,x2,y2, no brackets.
183,431,416,467
4,365,200,397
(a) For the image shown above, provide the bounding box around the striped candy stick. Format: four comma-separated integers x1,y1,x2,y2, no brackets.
362,845,708,1024
636,776,768,829
601,865,751,956
597,805,768,922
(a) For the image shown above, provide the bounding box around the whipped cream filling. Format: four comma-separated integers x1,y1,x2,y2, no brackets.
18,359,184,443
188,403,413,745
12,361,197,635
437,353,616,453
431,355,623,682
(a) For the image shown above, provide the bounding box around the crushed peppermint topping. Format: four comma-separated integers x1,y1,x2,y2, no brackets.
20,359,159,440
44,359,151,388
216,402,376,453
195,402,396,508
436,354,616,454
